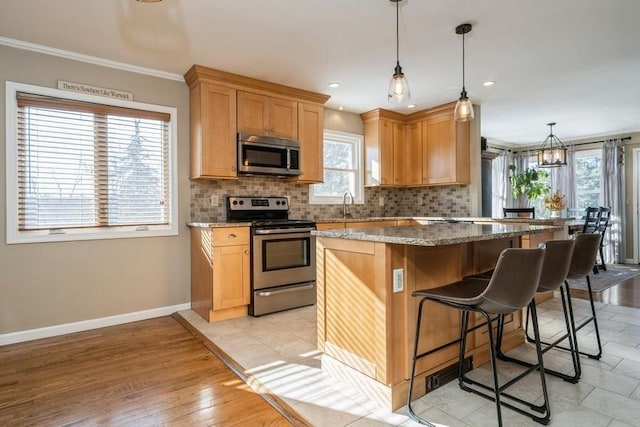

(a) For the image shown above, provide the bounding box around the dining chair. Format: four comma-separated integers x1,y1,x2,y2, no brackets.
582,207,599,233
595,207,611,271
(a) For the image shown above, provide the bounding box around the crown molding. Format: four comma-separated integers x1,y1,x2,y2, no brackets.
0,36,184,82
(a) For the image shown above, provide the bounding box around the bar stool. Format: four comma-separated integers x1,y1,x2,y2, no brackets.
560,232,604,360
496,239,581,383
407,246,549,427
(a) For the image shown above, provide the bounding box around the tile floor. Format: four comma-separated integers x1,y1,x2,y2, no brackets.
178,295,640,426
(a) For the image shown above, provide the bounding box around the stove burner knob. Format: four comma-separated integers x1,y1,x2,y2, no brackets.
275,201,280,205
239,200,244,205
232,200,238,205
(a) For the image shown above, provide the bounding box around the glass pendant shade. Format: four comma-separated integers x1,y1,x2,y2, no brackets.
388,0,409,103
454,91,474,121
454,23,474,122
388,63,410,102
537,122,567,167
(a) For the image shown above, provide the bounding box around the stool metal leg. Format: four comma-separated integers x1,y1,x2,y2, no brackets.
512,284,581,382
407,297,436,426
460,307,551,425
545,278,602,360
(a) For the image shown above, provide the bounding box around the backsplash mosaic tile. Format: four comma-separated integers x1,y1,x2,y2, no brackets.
190,178,470,222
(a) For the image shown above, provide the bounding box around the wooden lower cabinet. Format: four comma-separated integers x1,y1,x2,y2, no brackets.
316,235,524,410
316,222,345,231
345,220,397,229
317,220,399,231
191,227,250,322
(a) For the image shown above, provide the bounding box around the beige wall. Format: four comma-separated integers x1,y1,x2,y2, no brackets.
0,45,191,334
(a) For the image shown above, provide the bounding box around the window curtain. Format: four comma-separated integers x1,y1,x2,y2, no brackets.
601,139,625,263
491,151,511,217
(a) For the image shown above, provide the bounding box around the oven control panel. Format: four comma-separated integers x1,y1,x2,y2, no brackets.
227,196,289,211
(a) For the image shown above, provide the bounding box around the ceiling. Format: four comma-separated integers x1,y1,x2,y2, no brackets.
1,0,639,145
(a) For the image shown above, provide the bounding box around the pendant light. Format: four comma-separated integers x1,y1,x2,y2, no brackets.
454,23,474,121
388,0,410,103
537,122,568,167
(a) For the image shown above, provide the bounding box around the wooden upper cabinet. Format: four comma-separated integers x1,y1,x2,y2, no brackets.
361,109,406,186
392,121,406,186
184,65,329,180
189,82,237,179
361,103,470,187
421,106,470,185
405,121,423,186
237,91,298,139
297,103,324,183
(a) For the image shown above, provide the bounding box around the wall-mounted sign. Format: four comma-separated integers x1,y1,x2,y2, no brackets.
57,80,133,101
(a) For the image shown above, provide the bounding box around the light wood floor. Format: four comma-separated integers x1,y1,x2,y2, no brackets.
0,314,306,426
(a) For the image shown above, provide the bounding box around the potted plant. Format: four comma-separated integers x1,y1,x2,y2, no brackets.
508,165,549,213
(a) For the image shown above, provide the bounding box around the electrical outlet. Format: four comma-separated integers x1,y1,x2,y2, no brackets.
393,268,404,293
379,196,385,207
211,195,219,206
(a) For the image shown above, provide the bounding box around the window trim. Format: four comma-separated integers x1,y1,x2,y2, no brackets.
573,148,602,208
5,81,179,244
309,129,364,205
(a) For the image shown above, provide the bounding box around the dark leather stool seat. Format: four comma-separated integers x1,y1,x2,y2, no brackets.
407,247,550,427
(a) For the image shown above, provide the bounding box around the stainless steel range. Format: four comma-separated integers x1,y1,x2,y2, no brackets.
226,196,316,316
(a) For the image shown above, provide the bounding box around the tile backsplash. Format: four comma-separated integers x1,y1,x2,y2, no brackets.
190,177,470,222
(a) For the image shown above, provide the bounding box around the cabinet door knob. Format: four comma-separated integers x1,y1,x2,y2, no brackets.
228,233,236,239
232,166,236,172
244,250,249,255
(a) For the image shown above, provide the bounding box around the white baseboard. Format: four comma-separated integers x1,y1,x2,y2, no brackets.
0,303,191,346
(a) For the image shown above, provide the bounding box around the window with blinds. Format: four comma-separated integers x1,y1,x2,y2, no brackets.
6,82,177,243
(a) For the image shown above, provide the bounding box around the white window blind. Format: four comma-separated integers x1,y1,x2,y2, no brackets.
16,92,171,232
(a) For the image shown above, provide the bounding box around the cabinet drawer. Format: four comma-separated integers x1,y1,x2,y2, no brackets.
212,227,250,246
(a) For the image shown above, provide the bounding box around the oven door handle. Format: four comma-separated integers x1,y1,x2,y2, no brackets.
254,227,315,235
255,283,315,297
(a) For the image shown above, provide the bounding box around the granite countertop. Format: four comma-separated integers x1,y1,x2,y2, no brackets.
186,221,251,228
317,216,577,225
312,223,561,246
188,216,579,229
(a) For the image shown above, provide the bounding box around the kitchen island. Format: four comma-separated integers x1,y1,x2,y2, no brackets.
313,222,560,410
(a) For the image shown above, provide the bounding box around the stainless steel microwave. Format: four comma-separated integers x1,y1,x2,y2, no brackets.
237,133,301,176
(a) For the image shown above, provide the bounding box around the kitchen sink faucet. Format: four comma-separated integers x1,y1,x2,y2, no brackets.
343,191,354,218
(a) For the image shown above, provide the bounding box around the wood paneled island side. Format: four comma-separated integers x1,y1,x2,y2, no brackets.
312,223,560,410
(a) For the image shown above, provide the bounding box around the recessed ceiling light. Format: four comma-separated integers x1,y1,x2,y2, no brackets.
328,82,340,88
407,104,416,109
338,106,344,110
483,81,495,87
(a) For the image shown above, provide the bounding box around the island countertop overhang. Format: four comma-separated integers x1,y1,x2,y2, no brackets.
312,223,561,246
